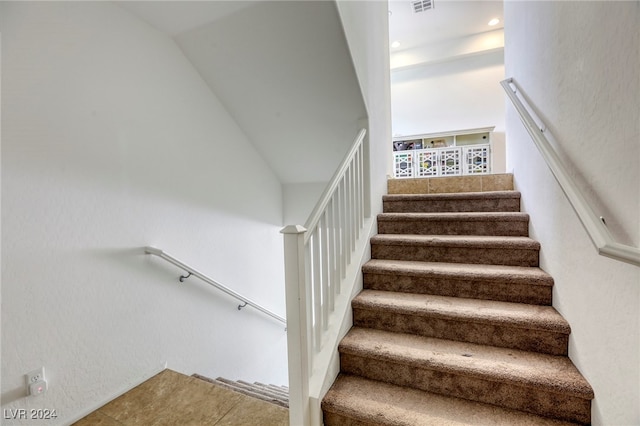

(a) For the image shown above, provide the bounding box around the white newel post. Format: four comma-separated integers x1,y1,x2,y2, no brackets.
281,225,310,426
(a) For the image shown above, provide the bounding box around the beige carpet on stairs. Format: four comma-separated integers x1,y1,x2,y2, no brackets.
322,175,594,426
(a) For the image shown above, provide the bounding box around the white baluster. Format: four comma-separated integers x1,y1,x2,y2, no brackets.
311,227,322,352
320,212,329,331
348,163,356,253
327,199,337,308
336,181,345,281
344,173,352,264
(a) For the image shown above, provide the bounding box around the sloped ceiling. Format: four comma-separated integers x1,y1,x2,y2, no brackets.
117,1,258,36
118,1,367,184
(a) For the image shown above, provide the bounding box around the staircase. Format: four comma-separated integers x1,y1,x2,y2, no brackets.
322,175,594,425
192,374,289,408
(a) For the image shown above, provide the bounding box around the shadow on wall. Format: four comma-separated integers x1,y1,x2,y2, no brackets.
174,0,367,185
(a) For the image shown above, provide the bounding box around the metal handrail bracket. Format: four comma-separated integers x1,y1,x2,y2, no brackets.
144,246,287,326
501,77,640,267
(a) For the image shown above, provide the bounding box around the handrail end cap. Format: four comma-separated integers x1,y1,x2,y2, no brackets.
144,246,163,255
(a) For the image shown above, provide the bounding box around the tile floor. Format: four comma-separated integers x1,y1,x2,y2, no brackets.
72,370,288,426
387,173,514,194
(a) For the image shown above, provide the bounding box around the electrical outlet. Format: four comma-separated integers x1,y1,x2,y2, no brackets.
26,367,48,395
26,367,45,385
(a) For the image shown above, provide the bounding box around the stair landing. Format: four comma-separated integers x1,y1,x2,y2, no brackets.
72,369,288,426
388,173,513,194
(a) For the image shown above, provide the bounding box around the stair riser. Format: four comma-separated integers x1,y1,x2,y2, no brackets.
383,198,520,213
211,378,289,408
211,383,289,408
339,354,591,425
377,219,529,236
240,381,289,399
371,244,539,267
260,389,289,399
353,308,568,355
323,412,372,426
261,384,290,394
363,273,553,305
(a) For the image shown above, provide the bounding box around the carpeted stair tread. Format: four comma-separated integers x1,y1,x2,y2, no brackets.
192,375,289,408
339,328,594,399
371,234,540,266
363,259,554,305
322,374,580,426
353,290,569,355
239,380,289,398
383,191,521,213
371,234,540,249
252,381,290,394
377,212,529,236
251,381,288,392
363,259,553,287
377,211,529,222
353,290,568,333
254,381,288,390
215,378,289,403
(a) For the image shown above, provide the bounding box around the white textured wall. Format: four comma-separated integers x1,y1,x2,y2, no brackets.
390,50,506,173
1,2,287,424
391,50,506,137
175,1,367,185
505,2,640,425
282,183,327,226
336,0,393,205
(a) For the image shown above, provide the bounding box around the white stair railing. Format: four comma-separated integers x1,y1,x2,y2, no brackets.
501,77,640,267
281,128,371,426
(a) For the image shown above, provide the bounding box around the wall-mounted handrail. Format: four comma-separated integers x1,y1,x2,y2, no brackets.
501,77,640,267
144,246,287,325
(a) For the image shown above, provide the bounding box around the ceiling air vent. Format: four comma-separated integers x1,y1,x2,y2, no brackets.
412,0,434,13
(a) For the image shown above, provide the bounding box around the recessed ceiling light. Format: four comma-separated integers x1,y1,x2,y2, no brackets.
391,41,401,48
488,18,500,26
